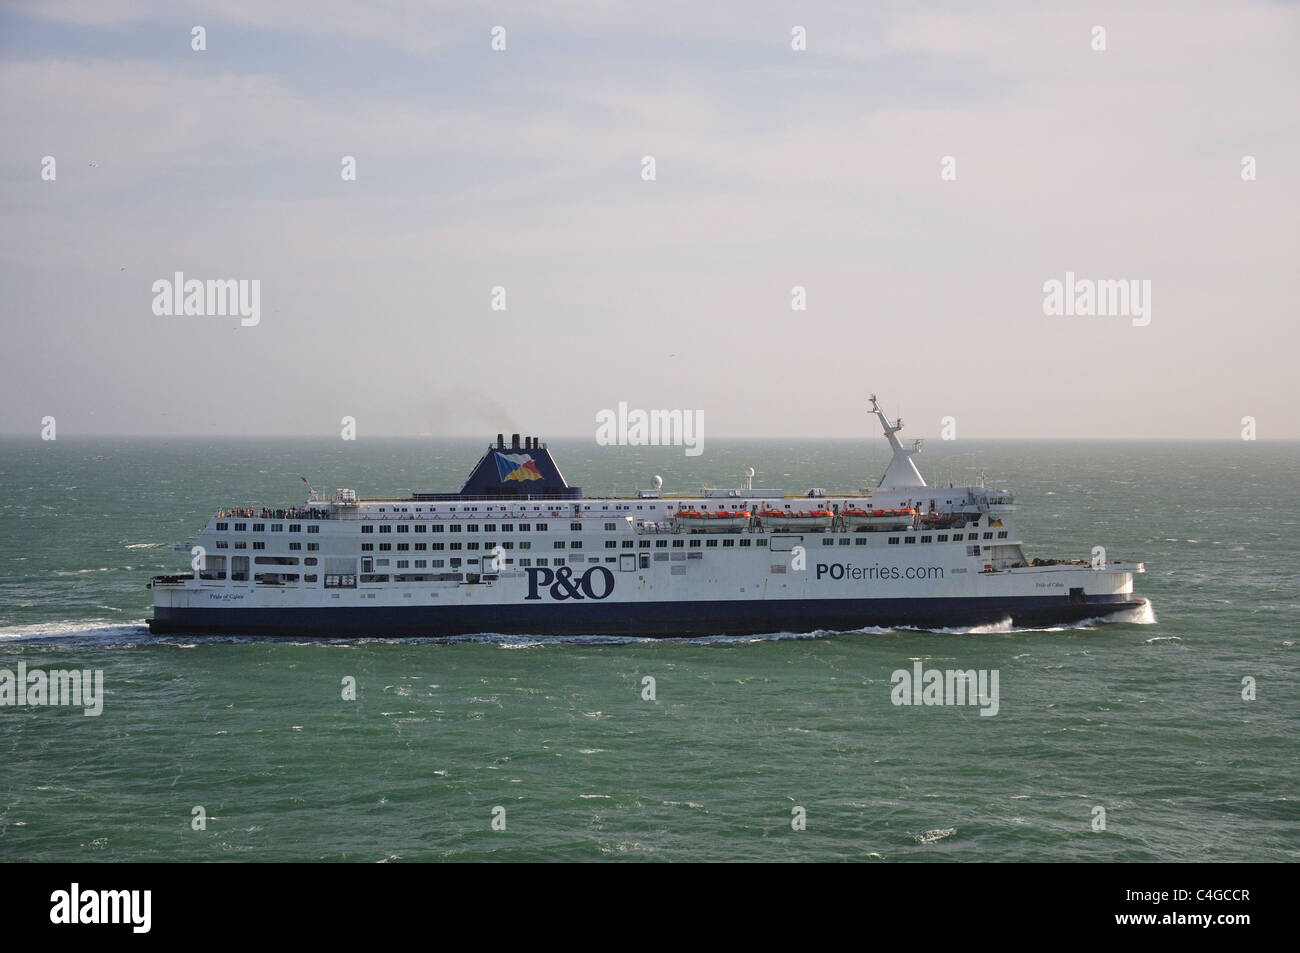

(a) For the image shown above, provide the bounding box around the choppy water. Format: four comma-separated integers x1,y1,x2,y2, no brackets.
0,438,1296,861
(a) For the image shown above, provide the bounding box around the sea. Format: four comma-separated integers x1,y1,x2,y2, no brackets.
0,437,1296,862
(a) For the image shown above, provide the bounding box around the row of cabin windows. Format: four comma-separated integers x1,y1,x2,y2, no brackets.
372,556,616,571
384,557,625,570
361,522,553,534
225,518,998,538
274,554,665,576
885,531,1004,545
360,541,533,552
215,531,1007,556
220,510,987,531
215,541,319,551
652,538,767,548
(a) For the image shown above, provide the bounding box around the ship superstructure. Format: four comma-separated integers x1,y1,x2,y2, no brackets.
148,399,1145,636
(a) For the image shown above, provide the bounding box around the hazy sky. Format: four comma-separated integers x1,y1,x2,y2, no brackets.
2,1,1297,439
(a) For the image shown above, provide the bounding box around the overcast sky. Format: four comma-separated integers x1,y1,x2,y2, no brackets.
1,1,1296,439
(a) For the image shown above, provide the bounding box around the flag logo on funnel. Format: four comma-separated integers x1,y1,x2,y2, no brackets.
495,452,543,483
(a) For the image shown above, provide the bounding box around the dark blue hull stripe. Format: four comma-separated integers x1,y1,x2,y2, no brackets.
149,594,1144,637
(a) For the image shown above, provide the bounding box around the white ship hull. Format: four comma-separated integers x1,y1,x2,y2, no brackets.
148,403,1147,638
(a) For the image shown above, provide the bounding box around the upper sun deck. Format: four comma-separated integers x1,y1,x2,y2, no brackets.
210,483,1015,533
210,401,1017,524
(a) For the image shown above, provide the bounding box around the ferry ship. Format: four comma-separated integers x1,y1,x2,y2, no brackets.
147,398,1146,637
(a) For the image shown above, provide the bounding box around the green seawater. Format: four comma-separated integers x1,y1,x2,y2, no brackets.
0,438,1296,861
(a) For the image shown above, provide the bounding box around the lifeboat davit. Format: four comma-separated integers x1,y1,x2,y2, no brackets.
841,507,916,530
758,508,834,532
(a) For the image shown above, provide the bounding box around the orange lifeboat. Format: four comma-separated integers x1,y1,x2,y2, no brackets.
676,509,751,532
760,508,834,531
842,507,916,531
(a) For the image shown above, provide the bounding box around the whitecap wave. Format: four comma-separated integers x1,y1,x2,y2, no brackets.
1116,599,1158,625
915,827,956,844
898,617,1015,635
0,619,149,642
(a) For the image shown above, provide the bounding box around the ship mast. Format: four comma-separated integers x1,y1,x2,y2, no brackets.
869,394,927,489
